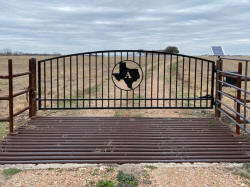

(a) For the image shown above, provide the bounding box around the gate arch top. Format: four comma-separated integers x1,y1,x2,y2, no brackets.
37,50,215,110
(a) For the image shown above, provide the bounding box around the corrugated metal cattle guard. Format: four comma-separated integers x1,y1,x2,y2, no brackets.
0,117,249,164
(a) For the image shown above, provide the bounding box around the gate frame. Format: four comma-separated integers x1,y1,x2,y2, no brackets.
37,50,216,110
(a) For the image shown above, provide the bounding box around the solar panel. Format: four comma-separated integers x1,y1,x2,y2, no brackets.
211,46,224,56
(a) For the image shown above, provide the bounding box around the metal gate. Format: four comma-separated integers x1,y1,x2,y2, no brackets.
37,50,215,109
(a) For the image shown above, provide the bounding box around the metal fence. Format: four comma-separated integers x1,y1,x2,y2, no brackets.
0,58,36,134
215,57,250,135
37,50,215,110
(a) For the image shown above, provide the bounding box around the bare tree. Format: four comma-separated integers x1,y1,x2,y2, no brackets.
1,48,12,56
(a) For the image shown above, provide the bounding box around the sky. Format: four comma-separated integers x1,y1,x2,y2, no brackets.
0,0,250,55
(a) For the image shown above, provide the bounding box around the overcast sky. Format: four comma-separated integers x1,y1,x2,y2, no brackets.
0,0,250,55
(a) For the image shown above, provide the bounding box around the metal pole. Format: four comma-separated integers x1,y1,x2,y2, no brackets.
8,59,14,133
244,60,248,130
215,58,223,117
236,62,242,135
29,58,37,117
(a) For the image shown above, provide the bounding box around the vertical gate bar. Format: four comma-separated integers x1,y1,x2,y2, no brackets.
211,62,215,107
145,52,148,107
236,62,242,135
108,52,110,108
63,57,65,108
95,53,98,107
33,58,37,115
114,52,116,107
8,59,14,133
200,60,203,107
57,58,59,108
169,54,172,107
175,55,179,107
102,52,104,108
38,61,41,109
181,57,185,107
50,59,52,108
29,58,37,117
194,58,197,107
206,62,209,107
120,52,122,107
63,57,66,108
163,54,166,107
126,91,128,107
82,54,85,108
157,53,160,107
151,53,154,107
188,57,191,107
126,52,128,108
138,51,141,107
215,58,223,117
89,54,91,108
44,61,46,108
70,56,72,108
43,61,47,108
76,55,79,108
244,60,248,130
133,52,135,107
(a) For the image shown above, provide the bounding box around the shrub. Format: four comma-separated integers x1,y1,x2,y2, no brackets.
116,171,138,187
2,168,21,177
96,180,115,187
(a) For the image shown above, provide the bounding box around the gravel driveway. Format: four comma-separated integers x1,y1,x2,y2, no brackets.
1,163,249,187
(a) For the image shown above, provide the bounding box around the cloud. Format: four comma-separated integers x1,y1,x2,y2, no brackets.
49,5,125,14
134,16,163,22
0,0,249,55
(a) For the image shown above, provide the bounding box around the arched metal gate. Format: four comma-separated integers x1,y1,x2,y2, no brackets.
37,50,215,110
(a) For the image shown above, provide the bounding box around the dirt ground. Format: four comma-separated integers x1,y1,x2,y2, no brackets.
0,164,249,187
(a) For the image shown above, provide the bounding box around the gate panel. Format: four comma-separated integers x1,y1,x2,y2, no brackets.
38,50,215,109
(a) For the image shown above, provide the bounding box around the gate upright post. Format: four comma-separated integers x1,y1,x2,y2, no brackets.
236,62,242,135
8,59,14,133
29,58,37,118
215,58,223,117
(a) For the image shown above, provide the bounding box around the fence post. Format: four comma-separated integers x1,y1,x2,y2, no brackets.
215,58,223,117
236,62,242,135
8,59,14,133
29,58,37,118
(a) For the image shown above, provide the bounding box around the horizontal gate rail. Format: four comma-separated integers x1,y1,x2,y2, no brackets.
215,57,250,135
39,50,216,62
38,50,215,110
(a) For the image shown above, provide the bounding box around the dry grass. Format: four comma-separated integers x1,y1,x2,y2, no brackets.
0,55,250,138
0,56,55,116
0,56,54,138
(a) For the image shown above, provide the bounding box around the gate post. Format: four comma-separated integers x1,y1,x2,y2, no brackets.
8,59,14,133
29,58,37,118
215,58,223,117
236,62,242,135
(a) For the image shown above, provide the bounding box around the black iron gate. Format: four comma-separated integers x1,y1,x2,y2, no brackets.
37,50,215,109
